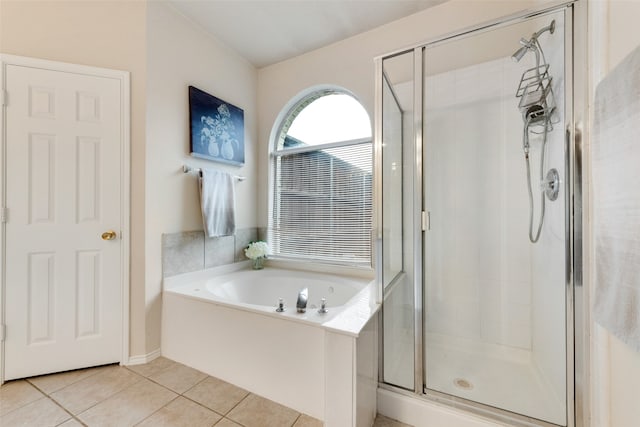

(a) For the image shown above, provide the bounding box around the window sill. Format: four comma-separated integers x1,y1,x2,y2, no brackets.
265,257,374,280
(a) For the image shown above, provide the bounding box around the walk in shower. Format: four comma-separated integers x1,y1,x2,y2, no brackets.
376,4,583,426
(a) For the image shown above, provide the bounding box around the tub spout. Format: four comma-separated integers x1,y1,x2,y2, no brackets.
297,288,308,313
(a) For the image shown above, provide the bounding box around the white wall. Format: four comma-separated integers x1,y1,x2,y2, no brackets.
590,1,640,426
145,2,258,351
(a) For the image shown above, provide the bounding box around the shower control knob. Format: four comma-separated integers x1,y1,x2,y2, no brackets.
543,168,560,201
318,298,328,314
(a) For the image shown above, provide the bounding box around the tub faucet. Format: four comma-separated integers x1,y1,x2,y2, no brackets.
297,288,308,313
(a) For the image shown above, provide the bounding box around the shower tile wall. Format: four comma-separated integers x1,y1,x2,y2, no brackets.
162,228,262,277
424,57,533,351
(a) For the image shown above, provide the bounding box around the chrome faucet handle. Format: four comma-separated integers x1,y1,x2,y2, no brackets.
318,298,328,314
276,298,285,313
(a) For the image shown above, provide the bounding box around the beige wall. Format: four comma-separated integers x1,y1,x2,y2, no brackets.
0,0,258,358
591,1,640,426
145,2,257,352
0,0,149,356
256,0,540,226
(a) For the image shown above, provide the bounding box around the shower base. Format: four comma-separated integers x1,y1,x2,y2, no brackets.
425,333,565,425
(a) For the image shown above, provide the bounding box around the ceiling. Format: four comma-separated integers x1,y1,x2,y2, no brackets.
167,0,447,68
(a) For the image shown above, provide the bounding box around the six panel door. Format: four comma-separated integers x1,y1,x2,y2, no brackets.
4,64,123,380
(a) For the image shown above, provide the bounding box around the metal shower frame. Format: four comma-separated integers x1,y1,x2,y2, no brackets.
373,1,588,426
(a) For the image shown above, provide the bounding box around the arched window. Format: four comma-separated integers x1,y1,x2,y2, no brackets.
269,89,372,266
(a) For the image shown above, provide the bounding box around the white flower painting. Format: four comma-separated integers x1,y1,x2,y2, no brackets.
189,86,245,165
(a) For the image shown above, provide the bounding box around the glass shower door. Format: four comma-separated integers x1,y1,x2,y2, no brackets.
423,10,568,425
380,50,416,391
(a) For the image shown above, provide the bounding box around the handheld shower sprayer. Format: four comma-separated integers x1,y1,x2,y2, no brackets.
513,19,557,244
511,42,530,63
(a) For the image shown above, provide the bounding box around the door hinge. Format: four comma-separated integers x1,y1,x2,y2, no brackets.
0,324,5,341
1,89,7,107
421,211,431,231
1,207,7,223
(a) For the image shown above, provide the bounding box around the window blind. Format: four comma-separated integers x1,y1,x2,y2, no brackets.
270,141,373,266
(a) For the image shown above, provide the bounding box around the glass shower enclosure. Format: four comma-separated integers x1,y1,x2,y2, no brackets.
377,5,579,426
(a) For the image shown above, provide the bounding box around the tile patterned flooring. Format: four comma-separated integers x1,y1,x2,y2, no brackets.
0,357,411,427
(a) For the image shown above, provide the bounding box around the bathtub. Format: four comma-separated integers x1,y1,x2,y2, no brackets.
165,266,370,328
161,260,379,426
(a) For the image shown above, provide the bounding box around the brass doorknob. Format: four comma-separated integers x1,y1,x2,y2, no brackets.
101,230,117,241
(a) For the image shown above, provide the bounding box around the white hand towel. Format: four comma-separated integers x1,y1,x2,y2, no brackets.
592,44,640,352
199,169,236,237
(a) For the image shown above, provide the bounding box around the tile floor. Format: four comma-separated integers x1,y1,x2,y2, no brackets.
0,357,412,427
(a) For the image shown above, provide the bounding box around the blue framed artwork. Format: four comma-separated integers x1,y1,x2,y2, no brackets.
189,86,245,166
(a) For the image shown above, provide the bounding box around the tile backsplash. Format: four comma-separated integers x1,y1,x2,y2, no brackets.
162,228,264,278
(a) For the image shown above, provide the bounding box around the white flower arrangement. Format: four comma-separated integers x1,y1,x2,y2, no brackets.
245,241,269,260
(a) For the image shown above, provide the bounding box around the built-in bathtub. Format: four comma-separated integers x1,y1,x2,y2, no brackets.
161,260,380,427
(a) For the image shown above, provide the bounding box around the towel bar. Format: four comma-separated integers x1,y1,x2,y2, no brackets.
183,165,246,181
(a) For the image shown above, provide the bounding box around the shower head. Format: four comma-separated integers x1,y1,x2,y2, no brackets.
511,45,529,62
511,20,556,62
512,37,534,62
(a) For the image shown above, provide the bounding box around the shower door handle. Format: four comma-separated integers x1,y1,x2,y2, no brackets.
421,211,430,231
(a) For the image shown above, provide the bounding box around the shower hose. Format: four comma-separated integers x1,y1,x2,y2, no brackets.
523,115,550,243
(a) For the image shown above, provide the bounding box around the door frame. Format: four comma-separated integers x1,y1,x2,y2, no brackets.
0,54,131,383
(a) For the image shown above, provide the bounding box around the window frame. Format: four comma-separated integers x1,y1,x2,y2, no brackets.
268,87,373,268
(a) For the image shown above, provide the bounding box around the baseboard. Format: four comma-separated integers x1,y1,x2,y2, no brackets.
125,348,161,366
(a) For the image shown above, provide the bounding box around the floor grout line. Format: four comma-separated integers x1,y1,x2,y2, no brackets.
124,368,235,424
0,383,43,418
222,390,251,416
131,394,181,427
25,363,119,396
25,381,87,427
178,390,228,418
3,360,339,427
121,358,303,426
291,413,302,427
56,375,146,421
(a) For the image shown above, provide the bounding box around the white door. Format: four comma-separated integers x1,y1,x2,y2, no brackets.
3,63,124,380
